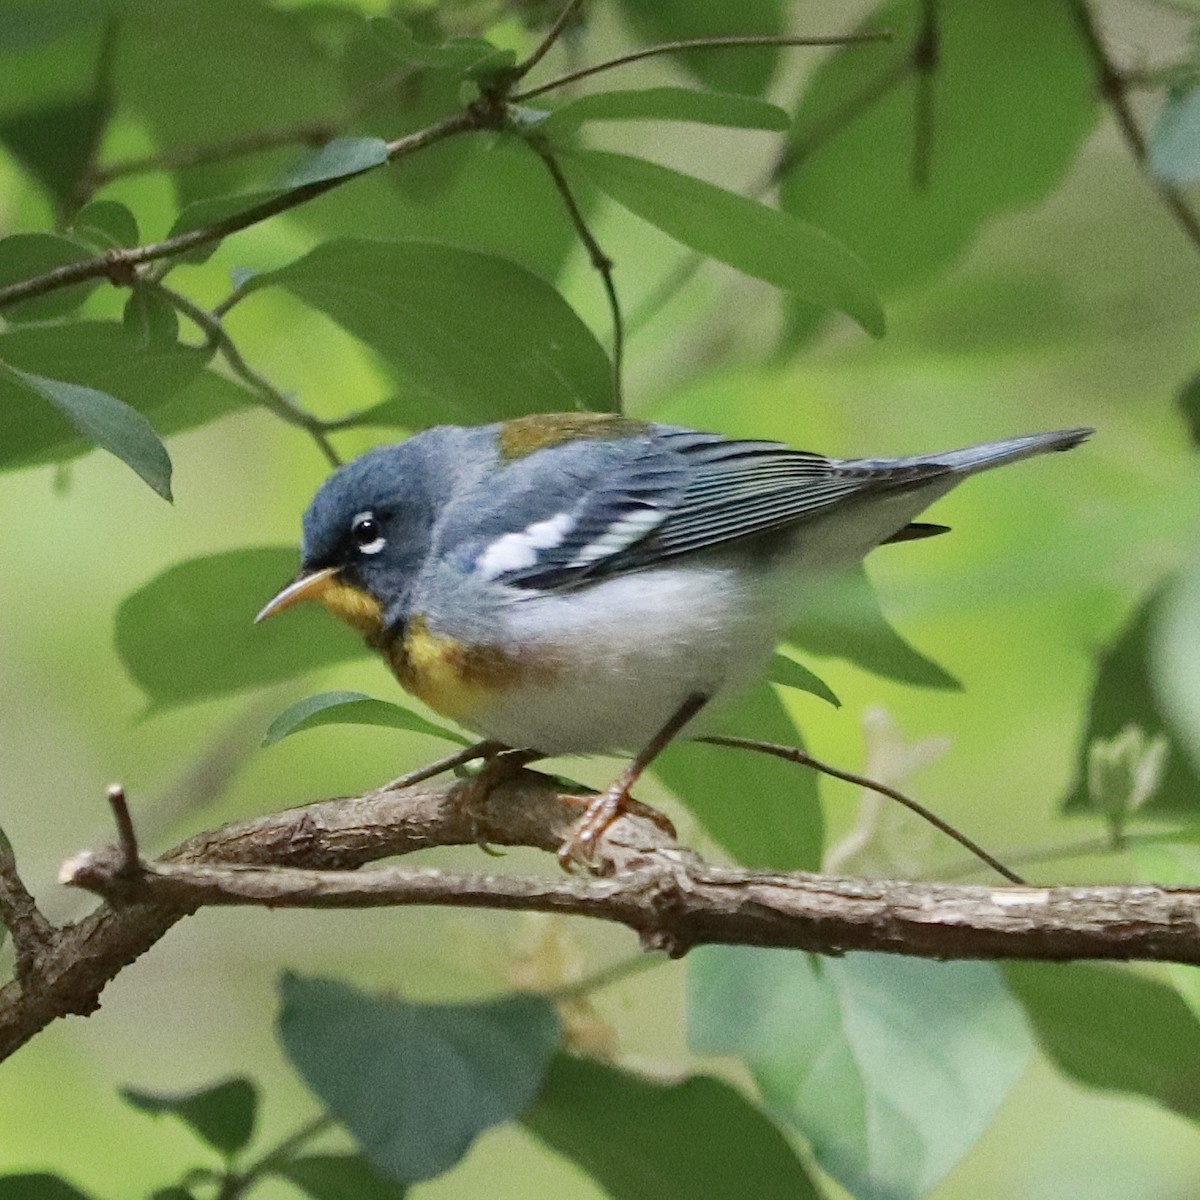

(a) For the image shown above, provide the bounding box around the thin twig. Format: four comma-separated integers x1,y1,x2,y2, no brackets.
773,49,912,179
698,735,1026,885
1068,0,1200,253
516,0,586,79
0,110,481,313
911,0,939,190
530,144,624,410
383,740,501,791
547,951,666,1001
217,1114,336,1199
152,282,343,467
86,121,339,188
105,785,141,878
512,31,892,102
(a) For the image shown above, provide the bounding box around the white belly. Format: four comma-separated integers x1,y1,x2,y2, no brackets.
470,564,781,755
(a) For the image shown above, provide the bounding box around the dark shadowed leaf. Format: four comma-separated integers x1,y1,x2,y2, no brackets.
278,1154,407,1200
787,567,961,691
70,199,139,250
1178,369,1200,447
1063,583,1200,817
122,1077,259,1158
0,362,172,499
525,1054,820,1200
264,691,467,747
0,232,98,321
368,16,509,75
0,96,108,214
277,975,560,1186
0,321,246,471
613,0,786,95
1151,86,1200,184
116,547,368,710
541,87,789,134
276,136,390,189
567,149,884,336
779,0,1095,343
655,681,823,870
1005,961,1200,1122
690,948,1032,1200
768,652,840,707
247,238,615,418
0,1177,95,1200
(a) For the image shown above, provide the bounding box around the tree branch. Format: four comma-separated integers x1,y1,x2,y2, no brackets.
4,767,1200,1063
0,110,482,313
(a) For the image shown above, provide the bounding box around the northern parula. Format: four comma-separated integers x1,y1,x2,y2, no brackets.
257,412,1090,861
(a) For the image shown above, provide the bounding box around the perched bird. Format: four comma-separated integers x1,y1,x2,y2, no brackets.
257,413,1090,862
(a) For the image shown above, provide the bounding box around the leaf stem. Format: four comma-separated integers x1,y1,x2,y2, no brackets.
515,0,586,79
548,951,667,1001
529,143,625,412
512,30,893,102
216,1113,336,1199
153,282,343,467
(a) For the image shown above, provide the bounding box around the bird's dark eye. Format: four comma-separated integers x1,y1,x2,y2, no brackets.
350,511,386,555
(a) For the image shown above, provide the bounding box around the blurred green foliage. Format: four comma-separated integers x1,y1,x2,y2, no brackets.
1,1,1199,1198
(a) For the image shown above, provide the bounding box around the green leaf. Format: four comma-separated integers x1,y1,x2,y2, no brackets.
70,199,140,250
540,87,789,134
1005,961,1200,1122
0,321,244,471
276,136,390,190
613,0,787,96
278,1154,407,1200
0,1177,95,1200
690,948,1033,1200
0,96,108,214
121,1077,259,1159
567,149,884,336
1063,583,1200,817
655,681,823,870
525,1054,820,1200
116,547,369,710
0,232,98,322
768,652,840,707
788,567,961,691
368,17,507,74
116,0,343,205
277,974,561,1186
779,0,1096,343
1153,549,1200,781
123,286,180,350
264,691,467,747
1151,86,1200,184
247,238,615,419
0,361,172,499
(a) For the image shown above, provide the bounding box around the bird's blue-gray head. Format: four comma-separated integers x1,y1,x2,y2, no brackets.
255,426,486,641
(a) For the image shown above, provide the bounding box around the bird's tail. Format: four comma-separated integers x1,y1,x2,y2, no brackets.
917,428,1093,475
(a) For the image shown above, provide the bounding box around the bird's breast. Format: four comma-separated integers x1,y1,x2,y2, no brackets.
386,614,552,726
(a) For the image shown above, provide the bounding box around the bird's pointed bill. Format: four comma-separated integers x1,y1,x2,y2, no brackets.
255,566,340,623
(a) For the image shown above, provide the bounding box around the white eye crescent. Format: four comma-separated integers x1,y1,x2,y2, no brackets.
350,510,386,555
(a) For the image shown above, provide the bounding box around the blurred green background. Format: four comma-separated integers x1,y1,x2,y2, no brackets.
1,0,1199,1196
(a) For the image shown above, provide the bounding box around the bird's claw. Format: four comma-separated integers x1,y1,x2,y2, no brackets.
557,788,677,869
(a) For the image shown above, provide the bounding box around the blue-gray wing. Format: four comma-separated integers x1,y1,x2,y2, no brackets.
475,425,947,591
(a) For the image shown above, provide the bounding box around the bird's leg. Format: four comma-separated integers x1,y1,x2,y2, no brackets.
558,692,709,868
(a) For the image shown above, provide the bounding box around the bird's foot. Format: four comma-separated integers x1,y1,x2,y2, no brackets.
557,787,677,869
456,747,540,852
